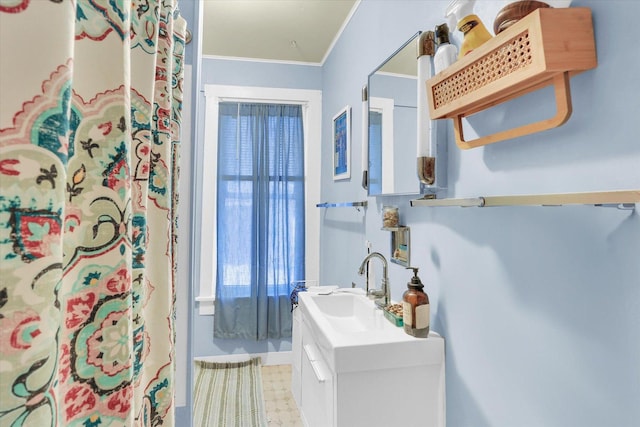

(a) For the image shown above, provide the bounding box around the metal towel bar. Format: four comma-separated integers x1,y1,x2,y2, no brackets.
410,190,640,209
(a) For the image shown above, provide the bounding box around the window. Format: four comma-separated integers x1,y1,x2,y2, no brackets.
197,85,321,315
216,102,305,296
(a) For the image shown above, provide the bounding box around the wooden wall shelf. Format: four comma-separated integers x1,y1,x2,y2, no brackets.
426,7,596,149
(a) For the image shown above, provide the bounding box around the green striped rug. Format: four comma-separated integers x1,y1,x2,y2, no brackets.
194,358,268,427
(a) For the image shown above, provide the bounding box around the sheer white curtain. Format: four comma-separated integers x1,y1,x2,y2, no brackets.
0,1,186,425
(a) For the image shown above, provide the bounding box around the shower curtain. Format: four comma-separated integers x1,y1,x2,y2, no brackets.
0,1,186,426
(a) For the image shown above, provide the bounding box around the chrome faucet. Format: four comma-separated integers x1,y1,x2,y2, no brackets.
357,252,390,308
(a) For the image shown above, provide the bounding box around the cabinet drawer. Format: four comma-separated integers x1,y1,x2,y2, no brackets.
300,317,335,427
301,342,334,427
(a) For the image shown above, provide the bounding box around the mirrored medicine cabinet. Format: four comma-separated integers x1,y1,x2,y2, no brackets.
367,32,422,196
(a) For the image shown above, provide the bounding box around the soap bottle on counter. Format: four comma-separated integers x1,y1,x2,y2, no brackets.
445,0,492,58
433,23,458,75
402,267,430,338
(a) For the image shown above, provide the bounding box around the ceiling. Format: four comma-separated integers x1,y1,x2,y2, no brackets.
201,0,359,64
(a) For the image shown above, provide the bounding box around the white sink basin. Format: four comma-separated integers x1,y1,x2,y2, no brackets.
306,292,381,333
298,288,444,373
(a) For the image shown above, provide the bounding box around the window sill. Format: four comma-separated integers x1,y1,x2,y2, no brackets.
195,295,215,315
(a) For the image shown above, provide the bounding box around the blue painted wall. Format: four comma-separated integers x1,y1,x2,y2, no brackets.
200,58,322,90
319,1,640,426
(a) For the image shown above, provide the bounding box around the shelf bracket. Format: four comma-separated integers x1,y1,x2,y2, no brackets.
453,72,573,150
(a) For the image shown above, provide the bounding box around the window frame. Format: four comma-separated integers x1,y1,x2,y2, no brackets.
196,85,322,315
369,97,395,194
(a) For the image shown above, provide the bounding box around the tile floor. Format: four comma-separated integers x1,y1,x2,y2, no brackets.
261,364,303,426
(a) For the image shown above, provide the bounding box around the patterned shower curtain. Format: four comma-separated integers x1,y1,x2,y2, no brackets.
0,1,186,426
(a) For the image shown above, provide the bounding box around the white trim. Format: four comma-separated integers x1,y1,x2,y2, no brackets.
197,301,215,316
320,0,362,65
201,54,322,67
376,71,418,80
198,87,219,316
198,85,322,315
361,94,368,180
194,295,215,302
195,351,293,367
370,97,395,194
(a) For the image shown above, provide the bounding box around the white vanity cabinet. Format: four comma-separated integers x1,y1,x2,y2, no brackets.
292,291,446,427
291,306,302,406
293,306,336,426
300,316,334,426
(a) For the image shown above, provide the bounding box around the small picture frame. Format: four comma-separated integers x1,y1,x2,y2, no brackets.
332,105,351,180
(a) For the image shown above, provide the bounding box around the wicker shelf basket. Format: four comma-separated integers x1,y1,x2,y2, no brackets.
426,7,596,149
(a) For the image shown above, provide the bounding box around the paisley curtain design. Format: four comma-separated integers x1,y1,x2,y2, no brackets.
0,1,186,426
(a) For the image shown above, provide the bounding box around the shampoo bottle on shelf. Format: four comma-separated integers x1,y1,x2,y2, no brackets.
433,23,458,75
445,0,492,58
402,267,430,338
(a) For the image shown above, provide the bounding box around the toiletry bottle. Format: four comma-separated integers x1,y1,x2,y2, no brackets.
402,267,430,338
445,0,492,58
433,23,458,75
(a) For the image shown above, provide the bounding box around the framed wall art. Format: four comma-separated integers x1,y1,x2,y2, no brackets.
332,105,351,180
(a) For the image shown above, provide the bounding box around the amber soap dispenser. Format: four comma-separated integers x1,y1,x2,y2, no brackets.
402,267,430,338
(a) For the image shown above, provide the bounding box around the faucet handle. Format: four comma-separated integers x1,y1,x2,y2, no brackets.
368,289,384,297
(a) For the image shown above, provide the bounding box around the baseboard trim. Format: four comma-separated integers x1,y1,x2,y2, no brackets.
194,351,292,366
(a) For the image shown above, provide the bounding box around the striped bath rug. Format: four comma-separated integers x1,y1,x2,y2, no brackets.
194,357,268,426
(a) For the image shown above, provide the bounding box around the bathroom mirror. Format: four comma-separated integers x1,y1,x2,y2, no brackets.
367,32,421,196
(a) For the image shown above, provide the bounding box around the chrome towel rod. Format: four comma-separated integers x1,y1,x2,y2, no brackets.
410,190,640,209
316,201,368,209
